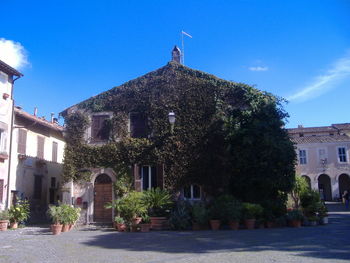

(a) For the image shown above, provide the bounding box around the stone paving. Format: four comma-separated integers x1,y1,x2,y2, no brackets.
0,203,349,263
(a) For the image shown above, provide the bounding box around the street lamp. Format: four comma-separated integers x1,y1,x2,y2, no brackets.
168,111,176,134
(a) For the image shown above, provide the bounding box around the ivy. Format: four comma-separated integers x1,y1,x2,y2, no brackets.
62,62,296,204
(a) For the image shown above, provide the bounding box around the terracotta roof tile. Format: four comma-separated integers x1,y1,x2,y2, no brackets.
290,135,350,144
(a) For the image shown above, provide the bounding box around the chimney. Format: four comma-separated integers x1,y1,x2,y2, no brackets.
171,46,181,63
34,107,38,116
51,113,54,123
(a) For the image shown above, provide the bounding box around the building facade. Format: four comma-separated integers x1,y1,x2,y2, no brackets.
8,107,65,219
0,60,22,210
289,124,350,201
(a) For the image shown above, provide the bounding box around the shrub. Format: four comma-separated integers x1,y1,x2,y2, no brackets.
300,190,323,217
142,188,173,217
9,200,30,223
191,202,209,225
286,209,304,221
114,216,125,224
47,205,63,224
118,191,146,224
141,214,151,224
318,204,328,218
242,203,263,220
0,210,9,221
169,201,191,230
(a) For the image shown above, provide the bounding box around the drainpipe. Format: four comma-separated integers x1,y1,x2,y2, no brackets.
6,75,22,209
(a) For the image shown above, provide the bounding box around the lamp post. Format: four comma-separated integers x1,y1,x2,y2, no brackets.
168,112,176,134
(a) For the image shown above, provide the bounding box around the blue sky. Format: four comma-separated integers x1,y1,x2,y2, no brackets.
1,0,349,128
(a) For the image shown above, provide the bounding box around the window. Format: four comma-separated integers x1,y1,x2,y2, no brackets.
17,129,27,154
338,147,347,163
37,136,45,159
130,113,148,138
299,149,307,165
51,177,56,188
141,166,157,190
184,185,201,200
52,142,58,162
318,148,327,164
91,115,109,141
33,175,42,199
0,179,4,203
0,129,7,153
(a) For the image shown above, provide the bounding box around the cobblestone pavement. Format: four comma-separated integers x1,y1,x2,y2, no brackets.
1,203,349,263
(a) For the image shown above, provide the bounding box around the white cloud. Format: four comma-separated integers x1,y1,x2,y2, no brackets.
0,38,28,69
249,66,269,71
287,52,350,102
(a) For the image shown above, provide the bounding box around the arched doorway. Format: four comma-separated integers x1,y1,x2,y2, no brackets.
318,174,332,201
94,174,112,222
339,174,350,198
301,175,311,189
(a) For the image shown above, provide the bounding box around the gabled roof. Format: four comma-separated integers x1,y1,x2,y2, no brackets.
290,135,350,144
0,60,23,77
15,107,63,132
288,126,336,134
60,61,244,117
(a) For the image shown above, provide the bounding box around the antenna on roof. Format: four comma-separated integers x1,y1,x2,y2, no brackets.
181,31,192,65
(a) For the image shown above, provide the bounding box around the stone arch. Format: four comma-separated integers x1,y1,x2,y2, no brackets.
91,168,116,223
338,173,350,198
318,174,332,201
301,175,311,189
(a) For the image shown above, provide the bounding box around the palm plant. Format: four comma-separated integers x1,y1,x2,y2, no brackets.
47,205,63,225
142,188,173,217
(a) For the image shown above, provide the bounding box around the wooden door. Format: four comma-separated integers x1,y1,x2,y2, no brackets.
94,183,112,222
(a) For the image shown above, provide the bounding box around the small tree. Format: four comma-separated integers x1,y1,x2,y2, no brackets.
290,175,309,209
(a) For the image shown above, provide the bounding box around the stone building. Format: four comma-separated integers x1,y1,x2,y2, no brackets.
8,107,65,219
288,123,350,201
0,60,22,210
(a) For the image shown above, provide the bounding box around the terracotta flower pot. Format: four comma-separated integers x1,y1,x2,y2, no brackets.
69,224,74,230
140,223,151,232
10,222,18,229
51,224,62,235
192,222,202,231
132,217,142,225
289,220,301,228
150,217,168,230
62,224,70,232
244,219,256,230
209,220,221,230
0,220,9,231
117,223,127,232
228,220,239,230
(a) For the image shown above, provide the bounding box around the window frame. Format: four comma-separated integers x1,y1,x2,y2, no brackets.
337,146,348,163
317,148,327,165
298,149,307,165
141,165,157,190
52,141,58,163
0,129,7,153
183,185,201,200
91,114,110,142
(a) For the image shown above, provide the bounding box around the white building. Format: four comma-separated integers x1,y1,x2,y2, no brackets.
0,60,22,210
289,124,350,201
8,107,65,219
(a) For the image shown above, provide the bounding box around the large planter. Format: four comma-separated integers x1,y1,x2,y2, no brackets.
150,217,168,230
289,220,301,228
0,220,9,231
10,222,18,229
62,224,70,232
51,224,63,235
320,217,328,225
228,220,239,230
140,223,151,232
209,220,221,230
116,223,127,232
244,219,256,230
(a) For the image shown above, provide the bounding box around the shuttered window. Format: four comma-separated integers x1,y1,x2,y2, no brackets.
130,113,148,138
18,129,27,154
0,179,4,203
33,176,42,199
37,136,45,159
52,142,58,162
91,115,109,141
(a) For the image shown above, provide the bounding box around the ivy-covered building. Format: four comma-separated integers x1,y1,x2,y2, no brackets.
60,47,295,223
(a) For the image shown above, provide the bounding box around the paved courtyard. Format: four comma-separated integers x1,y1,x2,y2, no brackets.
1,203,349,263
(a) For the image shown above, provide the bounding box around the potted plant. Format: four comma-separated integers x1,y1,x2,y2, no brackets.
60,204,72,232
286,209,303,228
115,216,126,232
169,201,191,231
140,214,151,232
318,204,328,225
242,203,263,230
226,200,242,230
47,205,63,235
308,215,318,226
9,200,30,229
191,202,208,230
208,198,226,230
0,210,9,231
142,188,172,230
